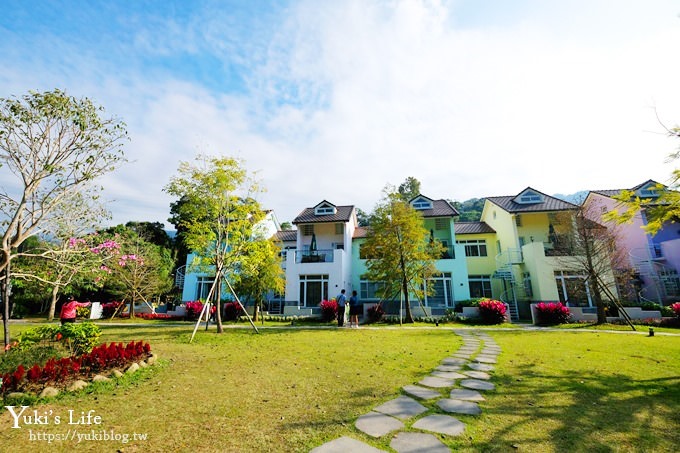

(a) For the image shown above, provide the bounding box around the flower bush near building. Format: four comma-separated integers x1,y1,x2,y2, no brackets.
366,304,386,324
185,301,205,320
223,302,242,321
672,302,680,318
0,340,151,395
319,299,338,322
478,299,507,324
535,302,572,325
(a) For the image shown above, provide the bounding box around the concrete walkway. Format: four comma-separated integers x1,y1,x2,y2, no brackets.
311,330,500,452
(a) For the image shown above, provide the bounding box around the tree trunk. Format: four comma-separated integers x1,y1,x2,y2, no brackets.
215,271,224,334
48,285,59,321
402,275,414,323
3,261,11,347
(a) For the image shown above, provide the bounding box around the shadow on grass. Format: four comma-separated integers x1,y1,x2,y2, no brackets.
475,363,680,452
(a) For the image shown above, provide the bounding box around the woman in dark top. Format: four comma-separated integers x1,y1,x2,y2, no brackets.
349,290,361,328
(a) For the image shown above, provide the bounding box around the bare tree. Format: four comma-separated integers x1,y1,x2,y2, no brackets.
0,90,126,345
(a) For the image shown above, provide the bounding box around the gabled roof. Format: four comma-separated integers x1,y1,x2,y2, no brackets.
591,180,665,199
273,230,297,242
353,226,369,238
454,222,496,235
409,194,459,217
486,187,578,213
293,202,355,224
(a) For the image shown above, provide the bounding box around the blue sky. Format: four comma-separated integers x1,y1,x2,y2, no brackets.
2,0,680,227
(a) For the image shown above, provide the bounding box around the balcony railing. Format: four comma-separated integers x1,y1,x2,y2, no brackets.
295,249,335,263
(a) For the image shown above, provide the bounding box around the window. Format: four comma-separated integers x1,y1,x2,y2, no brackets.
515,215,522,227
435,218,447,230
315,203,337,215
299,274,329,307
522,272,533,298
517,190,543,204
195,276,215,301
468,275,492,298
411,197,432,210
425,272,453,307
335,223,344,235
457,239,487,257
302,224,314,236
360,278,388,300
554,271,590,306
519,237,525,247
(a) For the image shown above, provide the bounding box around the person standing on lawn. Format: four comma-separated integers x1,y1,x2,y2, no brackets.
336,289,347,327
349,290,361,328
59,296,91,325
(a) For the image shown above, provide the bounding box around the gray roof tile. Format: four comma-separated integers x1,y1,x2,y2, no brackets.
454,222,496,234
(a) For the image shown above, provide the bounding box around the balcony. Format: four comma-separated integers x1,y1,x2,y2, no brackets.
296,249,335,263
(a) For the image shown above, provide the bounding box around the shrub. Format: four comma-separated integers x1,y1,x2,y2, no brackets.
101,301,123,318
319,299,338,322
366,304,385,324
15,323,101,356
185,301,204,320
223,302,243,321
452,299,483,313
76,305,91,319
535,302,571,325
671,302,680,318
478,299,507,324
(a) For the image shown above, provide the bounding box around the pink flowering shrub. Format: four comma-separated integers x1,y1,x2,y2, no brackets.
223,302,243,321
478,299,507,324
671,302,680,318
535,302,571,325
319,299,338,322
185,301,204,320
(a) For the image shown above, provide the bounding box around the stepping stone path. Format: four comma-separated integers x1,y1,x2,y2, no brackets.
311,330,502,452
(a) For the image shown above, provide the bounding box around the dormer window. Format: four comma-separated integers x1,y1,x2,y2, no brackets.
314,201,337,216
411,196,432,210
515,189,543,204
636,183,660,198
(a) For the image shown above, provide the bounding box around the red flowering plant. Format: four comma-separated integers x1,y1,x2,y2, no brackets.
535,302,571,325
478,299,507,324
671,302,680,318
185,301,204,320
1,340,152,395
224,302,244,321
319,299,338,322
366,304,386,324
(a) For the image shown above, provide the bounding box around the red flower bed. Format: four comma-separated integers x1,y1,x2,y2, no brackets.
319,299,338,322
478,299,507,324
535,302,571,325
1,340,152,395
139,313,184,320
185,301,204,320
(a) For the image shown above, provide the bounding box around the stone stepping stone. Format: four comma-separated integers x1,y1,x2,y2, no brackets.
374,396,427,420
474,355,497,364
311,436,386,452
390,432,449,452
437,398,482,415
355,411,404,438
403,384,441,400
463,370,491,380
435,364,462,372
450,388,485,401
412,414,466,437
451,353,473,359
431,371,467,380
480,349,500,356
442,358,467,366
461,379,496,391
419,376,455,388
467,362,494,372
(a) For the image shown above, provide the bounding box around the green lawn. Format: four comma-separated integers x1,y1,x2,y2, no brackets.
1,324,679,452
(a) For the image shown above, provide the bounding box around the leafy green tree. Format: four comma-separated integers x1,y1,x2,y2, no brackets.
451,198,485,222
233,239,285,322
361,188,443,323
0,89,126,345
279,222,293,231
397,176,421,201
355,208,370,227
165,155,264,333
